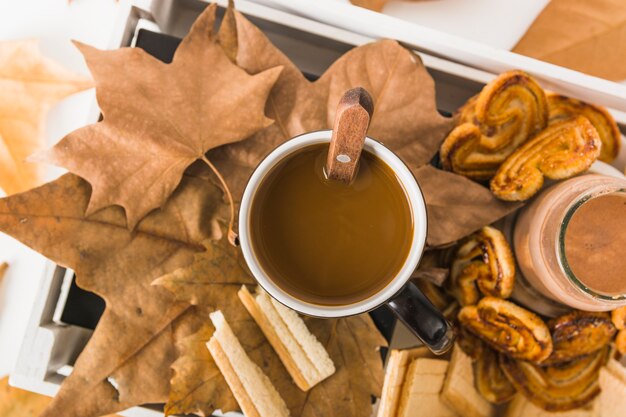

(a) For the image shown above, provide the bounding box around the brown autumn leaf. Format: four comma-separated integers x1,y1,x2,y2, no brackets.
211,6,452,202
211,7,519,246
155,238,387,417
37,4,282,229
0,173,225,417
415,165,521,245
153,236,255,305
514,0,626,81
0,377,120,417
0,39,91,195
165,321,237,417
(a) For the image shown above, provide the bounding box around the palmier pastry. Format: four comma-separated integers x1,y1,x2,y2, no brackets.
448,226,515,306
473,346,516,404
456,325,485,360
458,297,552,362
611,306,626,330
543,311,616,365
490,116,601,201
548,93,621,162
440,70,548,180
499,347,609,411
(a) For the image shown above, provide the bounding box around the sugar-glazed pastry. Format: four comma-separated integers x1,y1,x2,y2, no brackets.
458,297,553,363
490,116,601,201
542,311,616,365
440,70,549,180
499,347,609,411
448,226,515,306
473,346,516,404
547,93,621,162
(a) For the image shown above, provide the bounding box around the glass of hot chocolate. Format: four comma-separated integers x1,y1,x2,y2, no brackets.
514,174,626,311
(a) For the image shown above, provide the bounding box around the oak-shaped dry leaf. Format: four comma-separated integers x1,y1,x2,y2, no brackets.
155,237,387,417
37,4,282,228
212,6,518,246
0,173,224,417
0,39,91,195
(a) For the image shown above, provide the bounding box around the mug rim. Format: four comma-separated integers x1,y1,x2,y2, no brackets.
238,130,428,317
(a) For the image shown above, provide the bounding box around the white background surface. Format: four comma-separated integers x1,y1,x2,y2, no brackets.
0,0,135,378
342,0,550,50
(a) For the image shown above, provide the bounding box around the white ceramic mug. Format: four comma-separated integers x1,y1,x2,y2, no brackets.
239,130,454,354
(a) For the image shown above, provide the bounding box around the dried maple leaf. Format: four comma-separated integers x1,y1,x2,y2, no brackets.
0,377,120,417
514,0,626,81
211,6,451,202
37,4,282,229
415,165,521,245
165,321,237,417
0,173,224,417
0,39,91,195
155,237,386,417
212,6,518,246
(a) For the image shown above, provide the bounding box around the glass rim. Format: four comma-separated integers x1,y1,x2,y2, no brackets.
557,186,626,301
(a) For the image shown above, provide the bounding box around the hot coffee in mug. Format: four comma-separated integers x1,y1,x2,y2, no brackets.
238,88,454,354
250,143,412,306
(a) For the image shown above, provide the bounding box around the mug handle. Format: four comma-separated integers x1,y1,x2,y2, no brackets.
386,281,456,355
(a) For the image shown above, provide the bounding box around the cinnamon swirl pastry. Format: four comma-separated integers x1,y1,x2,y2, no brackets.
499,347,609,411
458,297,553,363
490,116,601,201
448,226,515,306
441,70,548,180
473,346,516,404
456,325,485,360
543,311,616,365
548,93,621,163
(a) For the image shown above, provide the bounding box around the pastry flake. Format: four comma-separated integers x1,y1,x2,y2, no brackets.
490,116,601,201
543,311,616,365
458,297,553,362
448,226,515,306
457,325,485,360
548,93,621,162
473,346,516,404
499,347,609,412
440,70,548,180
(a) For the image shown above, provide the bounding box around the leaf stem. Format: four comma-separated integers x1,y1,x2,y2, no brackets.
201,155,238,246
